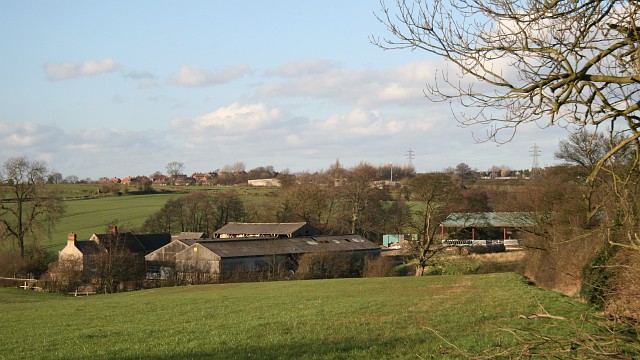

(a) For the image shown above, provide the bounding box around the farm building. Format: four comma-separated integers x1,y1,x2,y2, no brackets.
59,227,171,274
440,212,535,246
213,222,320,238
174,235,380,282
173,232,207,241
247,178,281,187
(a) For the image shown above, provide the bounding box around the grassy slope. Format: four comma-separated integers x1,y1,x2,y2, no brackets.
43,185,279,251
0,273,600,359
44,193,184,251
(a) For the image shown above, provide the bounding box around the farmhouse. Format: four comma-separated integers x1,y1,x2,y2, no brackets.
213,222,320,238
59,227,171,274
174,235,380,281
440,212,535,246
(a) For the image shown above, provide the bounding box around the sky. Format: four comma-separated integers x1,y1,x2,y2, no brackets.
0,1,570,180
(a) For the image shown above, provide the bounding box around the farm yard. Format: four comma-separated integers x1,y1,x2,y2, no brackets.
0,273,616,359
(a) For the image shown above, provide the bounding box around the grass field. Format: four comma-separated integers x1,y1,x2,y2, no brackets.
43,193,184,251
41,185,281,251
0,273,610,359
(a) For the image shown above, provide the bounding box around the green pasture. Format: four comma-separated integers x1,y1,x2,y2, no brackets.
0,273,616,359
42,185,281,251
44,193,184,250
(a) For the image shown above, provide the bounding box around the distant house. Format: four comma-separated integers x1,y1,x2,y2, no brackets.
174,235,380,281
191,172,216,186
152,174,169,185
440,212,535,246
172,174,196,186
213,222,320,238
121,176,151,185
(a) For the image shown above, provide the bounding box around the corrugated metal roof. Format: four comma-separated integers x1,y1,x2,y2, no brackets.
441,212,536,227
176,232,206,240
213,222,311,235
195,235,379,258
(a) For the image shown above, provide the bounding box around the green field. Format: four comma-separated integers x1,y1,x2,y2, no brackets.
44,193,184,251
42,186,280,251
0,273,613,359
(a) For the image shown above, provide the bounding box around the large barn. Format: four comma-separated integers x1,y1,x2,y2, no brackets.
168,234,380,282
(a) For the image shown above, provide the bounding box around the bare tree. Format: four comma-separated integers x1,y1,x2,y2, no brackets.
373,0,640,178
407,173,461,275
165,161,184,185
453,162,473,188
221,161,246,173
47,171,63,184
0,157,65,258
278,181,337,231
338,162,387,236
63,175,79,184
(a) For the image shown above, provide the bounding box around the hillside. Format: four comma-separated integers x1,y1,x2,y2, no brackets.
0,273,613,359
43,186,278,251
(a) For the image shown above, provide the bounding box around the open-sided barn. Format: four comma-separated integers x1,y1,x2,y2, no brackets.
440,212,535,246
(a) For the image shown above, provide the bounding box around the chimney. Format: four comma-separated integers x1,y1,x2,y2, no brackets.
67,233,77,246
108,225,118,235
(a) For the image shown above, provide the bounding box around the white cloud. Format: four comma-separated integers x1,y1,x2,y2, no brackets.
0,121,61,147
260,60,436,107
168,64,250,87
171,103,284,145
44,58,119,80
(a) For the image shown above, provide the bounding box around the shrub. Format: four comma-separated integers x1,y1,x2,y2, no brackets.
606,248,640,324
363,256,396,277
0,247,55,279
393,263,413,276
295,252,363,280
580,241,618,308
41,259,84,293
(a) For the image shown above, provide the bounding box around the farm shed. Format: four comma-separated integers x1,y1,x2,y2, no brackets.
440,212,535,245
145,239,196,263
213,222,320,238
175,235,380,281
145,238,200,279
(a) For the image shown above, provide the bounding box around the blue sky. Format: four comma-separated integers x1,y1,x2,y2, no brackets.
0,1,567,179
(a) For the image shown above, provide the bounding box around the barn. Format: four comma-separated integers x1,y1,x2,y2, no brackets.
213,222,320,238
440,212,535,246
174,235,380,282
